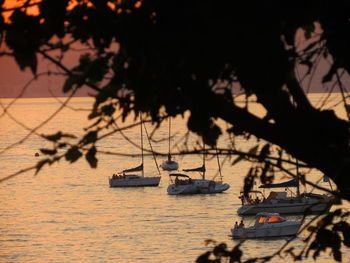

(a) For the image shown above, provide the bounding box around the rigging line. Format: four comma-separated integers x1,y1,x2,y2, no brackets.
143,120,161,175
168,117,171,156
172,130,190,154
111,119,151,152
213,153,229,181
202,140,206,179
0,88,78,156
140,114,144,177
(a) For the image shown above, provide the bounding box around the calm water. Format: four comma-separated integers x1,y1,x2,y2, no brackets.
0,95,349,262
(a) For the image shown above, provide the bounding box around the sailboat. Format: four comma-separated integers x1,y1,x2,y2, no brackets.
237,178,333,215
167,145,230,195
159,118,179,171
109,116,161,187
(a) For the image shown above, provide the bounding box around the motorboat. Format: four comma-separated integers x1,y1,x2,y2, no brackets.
231,212,301,239
167,172,230,195
109,116,161,188
237,179,332,215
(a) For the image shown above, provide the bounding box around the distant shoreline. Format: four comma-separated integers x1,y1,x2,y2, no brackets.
0,91,347,99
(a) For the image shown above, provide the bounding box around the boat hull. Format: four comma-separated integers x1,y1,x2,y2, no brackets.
237,200,331,215
160,161,179,171
231,221,301,239
109,176,161,187
167,179,230,195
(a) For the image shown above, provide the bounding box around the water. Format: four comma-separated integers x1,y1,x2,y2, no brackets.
0,95,349,262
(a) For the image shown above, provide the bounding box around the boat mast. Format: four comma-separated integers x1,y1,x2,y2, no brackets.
296,159,300,197
202,140,206,180
140,114,144,177
291,96,301,197
216,147,223,182
168,117,171,160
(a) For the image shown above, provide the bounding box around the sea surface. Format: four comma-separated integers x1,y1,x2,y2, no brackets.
0,94,349,263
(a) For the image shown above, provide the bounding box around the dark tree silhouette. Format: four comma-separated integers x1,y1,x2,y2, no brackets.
1,0,350,262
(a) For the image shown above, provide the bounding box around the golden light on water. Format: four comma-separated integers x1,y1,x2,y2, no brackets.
0,95,349,262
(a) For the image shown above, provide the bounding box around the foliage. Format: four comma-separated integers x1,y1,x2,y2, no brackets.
1,0,350,262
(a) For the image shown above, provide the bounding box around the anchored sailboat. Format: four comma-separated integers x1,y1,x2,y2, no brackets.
109,116,161,187
167,144,230,195
160,118,179,171
237,178,333,215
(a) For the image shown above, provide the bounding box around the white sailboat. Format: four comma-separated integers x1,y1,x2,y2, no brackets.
237,179,332,215
167,145,230,195
159,118,179,171
109,116,161,187
231,212,301,239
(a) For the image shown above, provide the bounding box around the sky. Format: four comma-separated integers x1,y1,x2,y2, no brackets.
0,53,93,98
0,1,348,98
0,0,93,98
0,49,347,99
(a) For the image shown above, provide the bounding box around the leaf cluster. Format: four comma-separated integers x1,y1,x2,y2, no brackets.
303,209,350,262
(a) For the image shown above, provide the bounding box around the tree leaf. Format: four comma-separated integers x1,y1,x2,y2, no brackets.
65,146,82,163
345,104,350,117
39,148,57,155
322,63,338,83
196,252,211,263
85,146,98,168
259,143,270,161
43,131,62,141
248,145,259,156
232,154,245,166
58,143,67,148
63,74,79,93
35,158,51,175
101,104,115,116
61,133,77,139
80,131,98,145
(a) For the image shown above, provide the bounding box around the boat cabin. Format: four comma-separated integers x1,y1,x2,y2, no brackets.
254,213,286,226
169,173,194,185
112,173,140,180
266,191,287,199
239,190,266,205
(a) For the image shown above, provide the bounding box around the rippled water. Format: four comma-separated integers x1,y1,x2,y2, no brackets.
0,96,349,262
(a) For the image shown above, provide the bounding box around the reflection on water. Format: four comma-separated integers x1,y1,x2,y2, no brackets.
0,95,349,262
